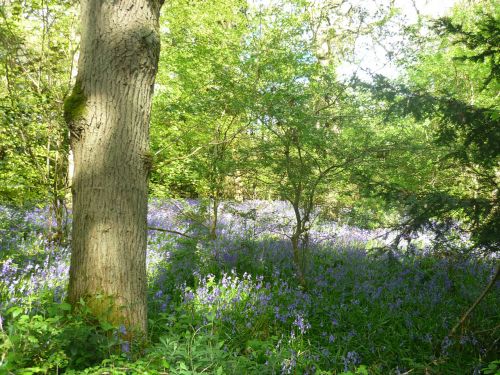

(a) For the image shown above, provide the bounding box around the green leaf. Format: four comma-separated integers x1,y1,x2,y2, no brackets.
58,302,72,311
162,358,171,369
206,311,216,322
100,321,114,331
8,306,23,319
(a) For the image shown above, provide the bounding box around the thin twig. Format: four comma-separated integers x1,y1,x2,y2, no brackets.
449,263,500,336
472,323,500,335
147,227,195,239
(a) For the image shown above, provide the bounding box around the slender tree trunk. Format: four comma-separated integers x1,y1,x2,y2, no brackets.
210,196,219,240
210,187,222,240
51,135,70,244
66,0,162,333
291,229,306,287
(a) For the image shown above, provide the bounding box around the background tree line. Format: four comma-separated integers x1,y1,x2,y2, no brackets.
1,0,498,255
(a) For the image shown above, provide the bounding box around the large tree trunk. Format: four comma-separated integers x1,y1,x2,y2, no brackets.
65,0,162,334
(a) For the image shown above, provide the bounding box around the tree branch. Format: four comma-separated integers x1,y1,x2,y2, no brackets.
147,227,195,239
449,263,500,336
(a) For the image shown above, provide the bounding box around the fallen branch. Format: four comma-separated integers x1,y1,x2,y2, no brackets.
449,262,500,336
148,227,195,239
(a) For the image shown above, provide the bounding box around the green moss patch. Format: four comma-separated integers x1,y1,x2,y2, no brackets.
63,80,87,124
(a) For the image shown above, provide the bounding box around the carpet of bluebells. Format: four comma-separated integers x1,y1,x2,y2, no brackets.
0,201,499,374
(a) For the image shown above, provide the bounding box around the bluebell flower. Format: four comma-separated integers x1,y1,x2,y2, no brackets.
154,290,163,299
293,314,311,335
121,341,130,353
118,324,127,335
342,351,361,372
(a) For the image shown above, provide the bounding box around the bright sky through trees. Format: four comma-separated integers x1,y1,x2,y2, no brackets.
249,0,457,79
338,0,458,79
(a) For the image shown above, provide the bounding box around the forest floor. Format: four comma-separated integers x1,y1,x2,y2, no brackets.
0,200,499,374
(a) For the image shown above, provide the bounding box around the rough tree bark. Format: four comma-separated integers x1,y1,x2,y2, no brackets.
65,0,163,333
